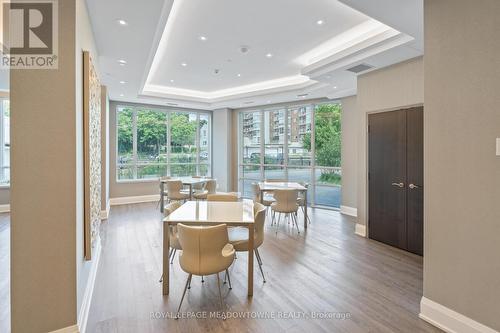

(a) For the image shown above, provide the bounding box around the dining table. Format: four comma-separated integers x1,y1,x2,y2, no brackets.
162,200,256,297
258,181,308,228
159,177,210,213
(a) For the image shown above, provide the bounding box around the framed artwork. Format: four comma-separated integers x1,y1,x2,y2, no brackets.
83,51,101,260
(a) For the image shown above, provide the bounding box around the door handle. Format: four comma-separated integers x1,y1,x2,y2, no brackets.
409,183,421,189
391,182,405,188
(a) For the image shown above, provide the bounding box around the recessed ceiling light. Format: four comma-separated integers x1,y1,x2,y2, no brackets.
265,53,273,58
170,79,174,83
119,94,124,97
119,80,126,84
237,73,241,77
118,59,127,65
316,19,325,25
333,86,337,89
181,62,187,67
117,19,128,26
199,36,207,41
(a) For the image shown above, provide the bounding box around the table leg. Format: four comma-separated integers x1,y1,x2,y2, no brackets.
304,190,308,229
160,182,165,213
247,225,254,297
162,222,170,295
189,184,193,200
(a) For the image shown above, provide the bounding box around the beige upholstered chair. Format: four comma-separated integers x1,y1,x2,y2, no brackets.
156,176,171,208
228,202,267,282
176,224,235,316
251,182,274,216
193,179,217,200
164,201,183,264
207,192,238,202
166,180,190,202
271,189,300,233
297,182,311,224
265,178,287,183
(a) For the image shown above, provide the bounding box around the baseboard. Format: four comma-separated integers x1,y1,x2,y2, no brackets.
419,297,498,333
340,205,357,217
77,236,102,333
354,223,367,237
100,201,110,219
0,204,10,213
109,194,159,206
49,325,79,333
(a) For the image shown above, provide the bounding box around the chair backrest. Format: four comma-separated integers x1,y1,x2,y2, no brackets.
253,202,266,247
192,176,202,178
251,182,260,202
177,223,231,275
205,179,217,194
265,178,287,183
273,189,299,212
164,201,182,217
207,193,238,202
166,180,183,195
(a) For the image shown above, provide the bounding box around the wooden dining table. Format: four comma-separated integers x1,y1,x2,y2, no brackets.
162,200,256,297
159,177,210,213
258,181,308,228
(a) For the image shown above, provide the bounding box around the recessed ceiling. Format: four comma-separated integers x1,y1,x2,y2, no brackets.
86,0,423,110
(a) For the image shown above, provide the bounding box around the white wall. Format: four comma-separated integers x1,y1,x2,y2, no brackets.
340,96,358,213
212,108,233,191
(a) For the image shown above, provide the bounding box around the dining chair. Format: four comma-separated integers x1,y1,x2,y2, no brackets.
165,201,183,264
207,192,238,202
156,176,171,208
228,202,267,282
176,224,235,317
297,181,311,224
166,180,190,202
251,182,274,216
193,179,217,200
271,189,300,234
191,175,205,192
265,178,287,183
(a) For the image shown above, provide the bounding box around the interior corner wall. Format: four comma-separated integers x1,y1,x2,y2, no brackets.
423,0,500,330
10,0,78,331
101,86,109,212
356,57,424,228
76,0,100,321
212,108,233,192
340,96,358,211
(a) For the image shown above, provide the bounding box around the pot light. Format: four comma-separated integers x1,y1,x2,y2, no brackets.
181,62,187,67
333,86,337,89
237,73,241,77
199,36,207,41
170,79,174,83
118,59,127,65
316,19,325,25
119,80,126,84
119,93,124,97
117,19,128,26
265,53,273,58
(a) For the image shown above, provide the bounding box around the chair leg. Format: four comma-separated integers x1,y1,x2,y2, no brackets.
293,212,300,234
176,274,192,319
158,274,163,283
216,273,225,315
201,275,204,283
225,268,232,289
170,249,177,264
255,249,266,283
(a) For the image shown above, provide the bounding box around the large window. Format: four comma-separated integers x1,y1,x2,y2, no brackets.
239,102,341,208
0,99,9,185
117,106,211,181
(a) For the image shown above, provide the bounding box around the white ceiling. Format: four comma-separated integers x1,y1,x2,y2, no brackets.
86,0,423,110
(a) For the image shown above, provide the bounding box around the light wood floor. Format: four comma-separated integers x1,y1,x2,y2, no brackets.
86,203,440,333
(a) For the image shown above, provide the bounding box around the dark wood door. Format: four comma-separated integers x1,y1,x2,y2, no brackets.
368,110,408,250
406,107,423,255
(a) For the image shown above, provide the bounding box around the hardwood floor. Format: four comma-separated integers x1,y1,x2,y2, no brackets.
86,203,441,333
0,213,10,333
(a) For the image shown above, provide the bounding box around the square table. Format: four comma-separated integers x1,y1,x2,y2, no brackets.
160,177,210,212
258,182,308,228
163,200,255,297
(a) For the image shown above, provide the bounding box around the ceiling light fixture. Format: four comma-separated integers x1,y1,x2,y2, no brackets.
237,73,241,77
266,53,273,58
199,36,207,41
333,86,337,89
118,59,127,65
119,93,124,97
117,19,128,26
181,62,187,67
119,80,126,84
316,19,325,25
297,93,309,98
170,79,174,83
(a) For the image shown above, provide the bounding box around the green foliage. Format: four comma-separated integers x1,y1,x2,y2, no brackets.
170,113,196,150
117,108,133,154
137,109,167,156
303,104,341,168
319,172,342,185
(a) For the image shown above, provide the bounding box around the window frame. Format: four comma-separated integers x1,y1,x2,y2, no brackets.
238,101,341,209
0,98,9,187
115,104,212,182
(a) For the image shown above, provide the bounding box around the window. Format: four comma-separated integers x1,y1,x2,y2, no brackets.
116,106,211,181
238,102,341,208
0,99,9,185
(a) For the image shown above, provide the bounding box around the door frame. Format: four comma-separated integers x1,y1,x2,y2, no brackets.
362,103,424,239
